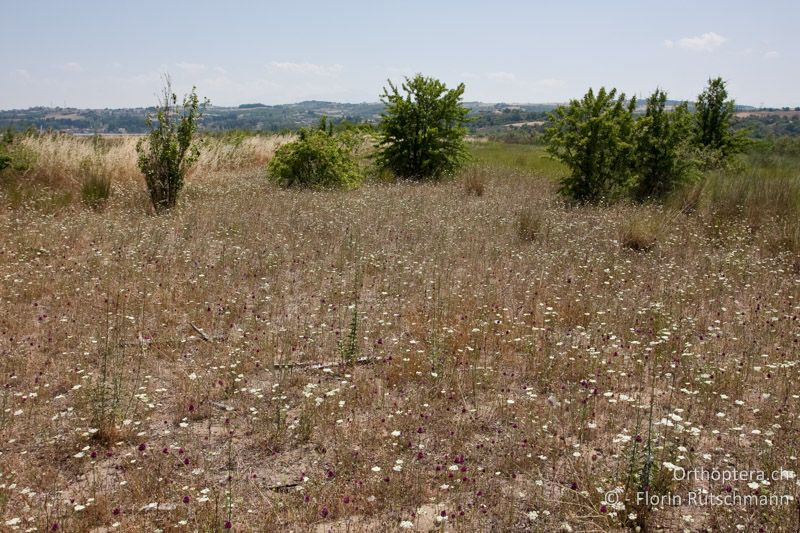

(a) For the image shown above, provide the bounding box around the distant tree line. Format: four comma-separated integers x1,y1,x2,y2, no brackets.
732,115,800,138
2,100,796,141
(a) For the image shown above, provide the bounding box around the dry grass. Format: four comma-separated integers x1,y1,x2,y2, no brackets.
670,170,800,265
462,167,486,197
11,133,292,192
194,135,292,174
514,208,546,243
618,211,663,252
0,140,799,531
18,134,142,188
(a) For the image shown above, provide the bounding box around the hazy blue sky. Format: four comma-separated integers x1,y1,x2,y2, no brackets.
1,0,797,109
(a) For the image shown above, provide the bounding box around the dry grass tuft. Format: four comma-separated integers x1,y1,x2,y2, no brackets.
462,167,487,196
619,212,661,252
515,208,545,242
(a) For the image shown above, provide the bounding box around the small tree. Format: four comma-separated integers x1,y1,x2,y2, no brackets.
632,89,695,201
376,74,470,180
544,87,636,203
694,77,746,161
136,77,207,212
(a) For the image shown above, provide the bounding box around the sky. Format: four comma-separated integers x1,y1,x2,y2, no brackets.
1,0,798,109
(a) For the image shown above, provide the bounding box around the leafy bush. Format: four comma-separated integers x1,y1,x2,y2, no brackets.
769,136,800,157
267,127,363,189
694,77,747,163
632,89,696,201
544,87,636,203
376,74,470,180
136,78,207,212
0,133,35,176
0,131,10,171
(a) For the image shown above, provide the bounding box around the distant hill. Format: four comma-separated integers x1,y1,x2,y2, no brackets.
0,101,557,135
1,100,792,138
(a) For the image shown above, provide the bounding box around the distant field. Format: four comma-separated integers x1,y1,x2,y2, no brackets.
735,110,800,118
0,135,799,531
469,141,567,177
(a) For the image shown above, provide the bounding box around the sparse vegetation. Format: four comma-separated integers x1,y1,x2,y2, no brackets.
1,79,799,532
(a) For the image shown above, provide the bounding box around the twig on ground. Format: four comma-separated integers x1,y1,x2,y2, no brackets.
272,356,387,371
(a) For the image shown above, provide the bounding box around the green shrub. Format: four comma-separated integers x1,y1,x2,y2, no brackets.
136,77,207,213
544,87,636,203
267,128,363,189
770,137,800,157
0,131,10,172
376,74,470,180
0,135,35,176
632,89,696,201
694,77,748,163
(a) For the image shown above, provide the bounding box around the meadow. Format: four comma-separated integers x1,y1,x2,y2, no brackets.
0,133,799,531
